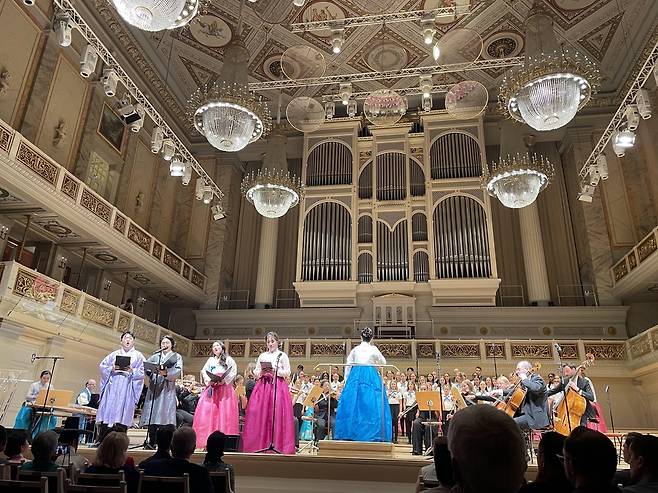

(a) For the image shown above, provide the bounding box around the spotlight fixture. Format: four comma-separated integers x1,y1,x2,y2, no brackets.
195,178,205,200
330,25,344,54
339,82,352,106
169,156,185,177
53,12,73,47
181,163,192,185
624,105,640,130
58,256,68,269
611,129,635,157
578,182,595,203
421,15,436,45
101,69,119,97
150,126,164,153
129,103,145,132
325,101,335,119
422,94,432,112
161,138,176,161
103,280,112,291
636,89,652,119
419,75,432,98
0,225,8,240
654,65,658,87
596,153,608,180
347,100,357,118
211,204,226,220
202,185,213,204
293,0,306,6
587,162,600,187
80,45,98,78
117,96,142,124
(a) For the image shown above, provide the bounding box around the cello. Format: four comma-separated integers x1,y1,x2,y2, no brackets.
496,363,541,418
553,353,595,436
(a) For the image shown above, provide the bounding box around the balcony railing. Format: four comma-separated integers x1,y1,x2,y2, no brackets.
0,119,205,293
612,225,658,286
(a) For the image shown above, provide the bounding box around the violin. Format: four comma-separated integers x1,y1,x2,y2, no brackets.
496,362,541,417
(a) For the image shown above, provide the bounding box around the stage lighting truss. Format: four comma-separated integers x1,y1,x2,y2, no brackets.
52,0,224,201
321,83,452,102
577,38,658,193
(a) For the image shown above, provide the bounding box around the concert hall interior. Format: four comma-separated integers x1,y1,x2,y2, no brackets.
1,0,658,492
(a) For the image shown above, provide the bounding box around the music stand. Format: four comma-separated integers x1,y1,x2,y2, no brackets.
31,389,74,435
298,385,323,453
416,390,442,456
450,386,468,411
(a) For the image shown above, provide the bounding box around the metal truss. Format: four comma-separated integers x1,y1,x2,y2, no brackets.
321,84,452,102
289,5,471,32
578,38,658,183
248,57,523,91
52,0,224,200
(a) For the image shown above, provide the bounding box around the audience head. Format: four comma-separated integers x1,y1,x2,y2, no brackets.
31,430,58,462
156,426,174,452
94,431,129,469
628,434,658,483
5,429,28,458
433,436,455,488
535,432,567,482
58,429,80,450
563,427,617,488
205,431,227,462
0,425,6,454
623,431,644,463
448,406,526,493
171,427,197,460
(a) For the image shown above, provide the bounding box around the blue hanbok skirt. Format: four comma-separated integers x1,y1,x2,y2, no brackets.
334,365,392,442
14,404,57,438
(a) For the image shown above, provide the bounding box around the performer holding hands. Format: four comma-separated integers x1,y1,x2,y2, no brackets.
95,331,145,444
242,332,295,454
192,341,239,449
140,335,182,449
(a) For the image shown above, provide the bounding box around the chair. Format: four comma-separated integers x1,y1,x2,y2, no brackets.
18,468,66,493
0,476,48,492
138,472,190,493
209,470,234,493
75,471,125,487
0,464,10,480
418,478,440,491
64,479,126,493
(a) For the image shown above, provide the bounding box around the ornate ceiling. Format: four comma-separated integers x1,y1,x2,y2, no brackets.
83,0,658,142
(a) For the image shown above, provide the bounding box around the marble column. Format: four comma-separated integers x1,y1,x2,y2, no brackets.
254,129,288,308
499,122,551,305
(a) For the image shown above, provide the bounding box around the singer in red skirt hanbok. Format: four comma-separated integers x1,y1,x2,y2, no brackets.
241,332,296,454
192,341,239,449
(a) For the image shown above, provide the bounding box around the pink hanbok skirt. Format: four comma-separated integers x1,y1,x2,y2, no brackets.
192,383,239,449
586,402,608,433
241,375,296,454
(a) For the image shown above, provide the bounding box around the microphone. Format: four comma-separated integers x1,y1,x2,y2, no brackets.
435,350,441,363
31,353,36,363
554,343,562,356
605,385,610,393
153,348,165,354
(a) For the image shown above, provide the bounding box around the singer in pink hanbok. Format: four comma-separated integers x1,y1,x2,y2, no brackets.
192,341,239,449
241,332,296,454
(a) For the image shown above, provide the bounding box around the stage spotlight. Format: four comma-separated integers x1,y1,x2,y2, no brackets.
331,26,344,54
578,183,594,203
80,44,98,78
432,43,440,62
161,138,176,161
339,82,352,106
419,75,432,98
150,126,164,153
325,101,335,119
636,88,652,119
347,100,357,118
596,153,608,180
54,13,73,47
422,94,432,112
195,178,205,200
624,104,640,131
202,185,213,204
129,103,145,132
421,16,436,45
181,164,192,185
293,0,306,6
101,69,119,97
169,156,185,177
612,129,635,157
211,204,226,220
587,163,600,187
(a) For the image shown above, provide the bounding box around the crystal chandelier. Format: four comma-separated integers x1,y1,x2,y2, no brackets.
188,37,271,152
364,89,408,126
498,1,599,131
110,0,200,31
483,153,554,209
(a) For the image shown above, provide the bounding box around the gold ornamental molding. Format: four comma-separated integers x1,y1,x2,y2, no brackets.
13,269,58,303
127,223,151,252
629,251,638,271
560,343,579,360
510,343,552,359
183,264,191,279
584,343,627,360
0,121,13,152
638,233,657,263
628,334,652,359
440,343,480,359
191,270,205,289
152,242,163,260
117,313,132,332
250,342,267,357
613,261,628,282
113,213,127,234
60,289,80,314
485,343,506,359
61,173,79,200
379,343,412,358
163,249,183,273
191,342,213,358
16,141,58,185
132,320,158,344
289,343,306,358
80,189,112,224
228,342,246,358
417,342,436,358
81,299,115,328
310,343,346,357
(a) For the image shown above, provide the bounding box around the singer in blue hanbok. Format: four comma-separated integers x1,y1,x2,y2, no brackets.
334,327,392,442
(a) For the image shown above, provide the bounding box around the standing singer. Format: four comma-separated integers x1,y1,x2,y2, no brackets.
241,332,295,454
139,335,182,449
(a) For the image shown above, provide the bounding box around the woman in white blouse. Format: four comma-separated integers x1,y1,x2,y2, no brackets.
241,332,296,454
192,341,239,449
14,370,56,435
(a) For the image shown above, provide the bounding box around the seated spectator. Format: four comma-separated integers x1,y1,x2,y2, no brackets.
4,429,29,464
141,426,213,493
86,431,139,493
415,436,454,493
139,426,174,468
518,432,571,493
203,431,235,492
563,426,620,493
448,405,526,493
617,433,644,487
21,430,59,472
55,428,90,471
623,434,658,493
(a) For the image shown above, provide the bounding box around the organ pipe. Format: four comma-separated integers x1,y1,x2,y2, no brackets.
430,133,482,180
358,162,372,199
376,153,406,201
302,202,352,280
376,220,408,281
307,141,352,186
413,251,429,282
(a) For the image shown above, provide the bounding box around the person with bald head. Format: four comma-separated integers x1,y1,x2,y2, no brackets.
494,360,549,431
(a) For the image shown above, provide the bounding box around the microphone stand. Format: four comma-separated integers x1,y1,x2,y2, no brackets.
256,352,283,454
554,344,573,433
490,343,499,379
31,355,64,437
606,386,615,433
141,349,164,450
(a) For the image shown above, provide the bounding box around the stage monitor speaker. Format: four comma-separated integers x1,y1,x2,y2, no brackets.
224,434,240,452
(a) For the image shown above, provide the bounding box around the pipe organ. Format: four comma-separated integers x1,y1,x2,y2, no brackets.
294,115,500,309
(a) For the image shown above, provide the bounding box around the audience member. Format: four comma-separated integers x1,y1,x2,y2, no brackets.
617,433,645,487
4,429,29,464
518,432,571,493
138,426,174,468
448,405,526,493
141,426,213,493
203,431,235,492
86,431,139,493
55,428,90,471
563,426,620,493
623,434,658,493
416,436,454,493
20,430,59,472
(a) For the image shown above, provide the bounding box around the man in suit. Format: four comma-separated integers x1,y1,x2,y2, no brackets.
502,360,550,430
141,427,213,493
547,363,596,427
314,380,338,442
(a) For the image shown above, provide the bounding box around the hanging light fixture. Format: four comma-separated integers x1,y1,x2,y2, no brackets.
498,1,599,131
110,0,201,32
364,89,407,126
188,35,271,152
483,153,554,209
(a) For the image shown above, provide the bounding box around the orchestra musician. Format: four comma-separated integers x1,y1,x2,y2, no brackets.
176,375,201,427
497,360,549,430
546,363,596,427
411,383,435,455
314,380,338,443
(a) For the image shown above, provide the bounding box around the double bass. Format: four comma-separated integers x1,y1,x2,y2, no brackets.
496,363,541,418
553,353,595,436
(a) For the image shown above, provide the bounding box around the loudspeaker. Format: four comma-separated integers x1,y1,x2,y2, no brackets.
224,434,240,452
